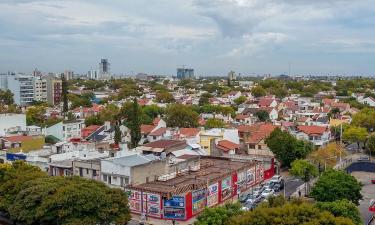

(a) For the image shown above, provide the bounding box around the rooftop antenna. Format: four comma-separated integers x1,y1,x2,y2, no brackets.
288,62,291,76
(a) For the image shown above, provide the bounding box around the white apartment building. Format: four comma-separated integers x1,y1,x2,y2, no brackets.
34,78,47,102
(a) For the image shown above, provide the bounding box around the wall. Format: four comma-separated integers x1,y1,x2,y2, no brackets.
0,114,26,136
131,160,169,185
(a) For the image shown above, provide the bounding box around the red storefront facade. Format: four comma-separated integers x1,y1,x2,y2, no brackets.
128,157,273,222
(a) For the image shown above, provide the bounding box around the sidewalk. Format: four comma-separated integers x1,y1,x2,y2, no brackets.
130,214,196,225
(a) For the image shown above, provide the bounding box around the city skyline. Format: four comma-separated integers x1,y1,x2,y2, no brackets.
1,0,375,76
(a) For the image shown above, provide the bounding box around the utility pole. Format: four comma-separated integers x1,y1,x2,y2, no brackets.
339,123,343,165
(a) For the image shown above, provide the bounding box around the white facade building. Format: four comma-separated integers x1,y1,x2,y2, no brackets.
34,78,47,102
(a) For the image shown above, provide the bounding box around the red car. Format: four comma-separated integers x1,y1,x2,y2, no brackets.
372,179,375,184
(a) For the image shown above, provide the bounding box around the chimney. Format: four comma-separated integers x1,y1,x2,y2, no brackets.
79,106,83,118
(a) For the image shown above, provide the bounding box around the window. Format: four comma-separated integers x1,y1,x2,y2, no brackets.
93,170,97,177
79,168,83,177
108,176,112,184
103,174,107,182
86,169,89,174
153,136,157,140
258,145,261,149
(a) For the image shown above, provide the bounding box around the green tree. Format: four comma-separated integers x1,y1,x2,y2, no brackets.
195,203,242,225
61,74,69,113
343,126,368,151
251,86,267,98
290,159,318,193
165,104,199,128
205,118,226,129
26,106,47,126
255,110,269,122
351,108,375,131
366,134,375,156
0,89,14,105
99,104,120,123
0,161,47,213
316,200,362,225
114,125,121,144
199,93,212,106
229,200,354,225
127,98,141,148
156,91,175,103
310,170,362,205
265,128,313,167
290,159,318,183
143,105,164,120
233,96,247,106
0,163,130,225
85,115,104,127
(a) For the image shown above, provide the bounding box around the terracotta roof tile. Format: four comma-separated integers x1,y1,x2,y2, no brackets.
217,140,240,152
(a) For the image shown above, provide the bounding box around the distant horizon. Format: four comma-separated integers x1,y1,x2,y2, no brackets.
1,1,375,75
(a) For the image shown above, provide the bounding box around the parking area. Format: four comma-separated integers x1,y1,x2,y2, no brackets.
238,175,304,211
351,171,375,224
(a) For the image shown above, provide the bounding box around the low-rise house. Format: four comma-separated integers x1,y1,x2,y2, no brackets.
199,128,239,155
359,97,375,107
45,120,85,141
0,135,45,152
49,149,109,177
137,139,188,156
295,125,330,147
242,124,278,156
177,128,201,145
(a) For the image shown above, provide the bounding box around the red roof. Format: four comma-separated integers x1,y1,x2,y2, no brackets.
258,98,275,107
217,140,240,152
297,125,327,135
81,125,101,138
149,127,167,136
179,128,200,137
244,123,278,144
3,135,34,142
322,98,336,105
141,124,156,134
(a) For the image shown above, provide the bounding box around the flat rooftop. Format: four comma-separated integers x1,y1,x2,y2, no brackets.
130,156,257,198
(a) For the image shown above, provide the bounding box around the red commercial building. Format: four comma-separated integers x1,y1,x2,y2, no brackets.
127,156,269,222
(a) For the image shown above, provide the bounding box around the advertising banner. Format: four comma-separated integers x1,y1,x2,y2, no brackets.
246,168,255,186
207,183,219,207
221,177,232,200
192,188,206,214
164,196,185,220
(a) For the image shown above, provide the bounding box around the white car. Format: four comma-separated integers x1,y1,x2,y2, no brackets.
270,175,283,183
261,188,275,198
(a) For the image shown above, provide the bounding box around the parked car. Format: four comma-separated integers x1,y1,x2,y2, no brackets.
270,175,283,183
241,202,257,211
263,181,275,190
246,194,263,204
239,193,251,203
371,179,375,184
261,188,275,198
252,186,265,197
273,182,284,192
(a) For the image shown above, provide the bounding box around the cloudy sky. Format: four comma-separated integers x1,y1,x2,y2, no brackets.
1,0,375,76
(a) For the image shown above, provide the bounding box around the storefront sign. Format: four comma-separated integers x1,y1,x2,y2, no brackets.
163,196,185,219
164,207,185,220
164,196,185,208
